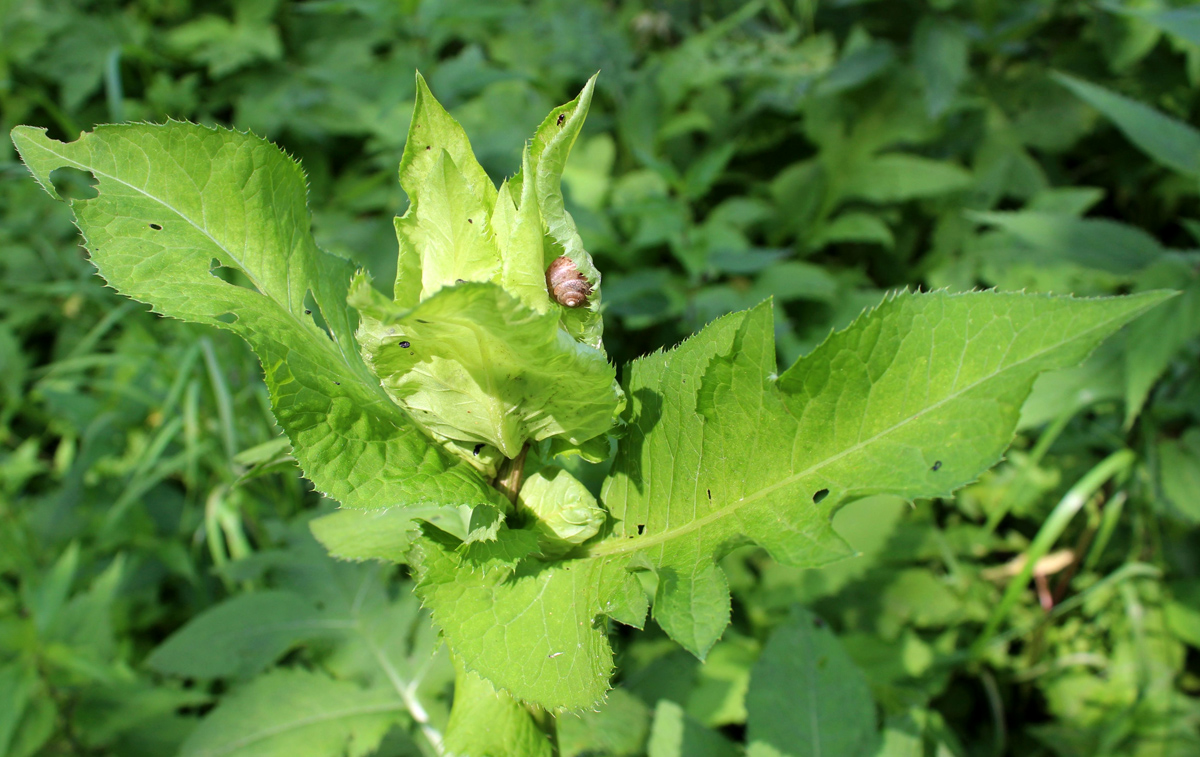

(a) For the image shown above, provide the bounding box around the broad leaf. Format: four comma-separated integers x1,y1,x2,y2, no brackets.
746,607,877,757
1053,72,1200,178
415,289,1169,710
178,669,400,757
10,123,503,516
145,591,328,679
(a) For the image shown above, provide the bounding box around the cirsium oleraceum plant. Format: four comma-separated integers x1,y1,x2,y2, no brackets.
11,73,1171,753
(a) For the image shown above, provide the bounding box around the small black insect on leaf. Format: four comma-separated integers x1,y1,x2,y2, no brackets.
399,340,411,349
707,488,712,500
932,460,943,472
304,309,312,315
556,113,565,126
334,381,340,386
473,443,484,456
149,223,162,230
467,218,473,224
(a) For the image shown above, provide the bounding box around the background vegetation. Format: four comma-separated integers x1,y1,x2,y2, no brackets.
2,0,1199,755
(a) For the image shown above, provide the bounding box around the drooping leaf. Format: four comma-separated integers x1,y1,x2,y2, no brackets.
746,607,877,757
10,123,503,517
178,669,401,757
416,290,1169,710
146,591,328,679
1052,71,1200,178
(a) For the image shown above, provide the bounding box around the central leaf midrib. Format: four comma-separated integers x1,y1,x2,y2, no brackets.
200,701,404,756
586,308,1137,559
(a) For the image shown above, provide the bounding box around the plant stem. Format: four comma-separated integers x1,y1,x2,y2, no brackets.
493,443,529,506
528,705,560,757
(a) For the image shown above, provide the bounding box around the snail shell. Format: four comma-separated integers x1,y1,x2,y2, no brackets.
546,256,592,308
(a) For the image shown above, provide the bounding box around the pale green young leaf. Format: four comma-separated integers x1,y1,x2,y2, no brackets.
146,591,328,679
1052,71,1200,178
443,661,553,757
393,72,498,308
492,160,551,315
178,669,401,757
395,150,503,304
351,278,621,458
417,290,1169,710
746,608,877,757
10,123,503,516
522,73,605,348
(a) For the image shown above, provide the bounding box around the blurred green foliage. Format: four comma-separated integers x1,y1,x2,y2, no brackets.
2,0,1199,755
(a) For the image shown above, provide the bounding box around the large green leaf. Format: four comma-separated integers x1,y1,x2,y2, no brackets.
178,669,401,757
746,607,877,757
415,289,1169,711
10,123,503,516
145,591,328,679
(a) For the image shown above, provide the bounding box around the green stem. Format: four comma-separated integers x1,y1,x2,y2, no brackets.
971,448,1135,657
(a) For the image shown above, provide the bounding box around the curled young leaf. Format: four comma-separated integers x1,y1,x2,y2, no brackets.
517,467,606,555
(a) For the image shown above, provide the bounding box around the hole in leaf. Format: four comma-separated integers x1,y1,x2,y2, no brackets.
215,312,237,324
149,223,163,231
49,167,99,200
812,488,829,504
303,290,334,342
636,524,645,535
208,259,260,293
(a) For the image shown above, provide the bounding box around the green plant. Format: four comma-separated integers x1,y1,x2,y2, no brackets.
9,68,1173,756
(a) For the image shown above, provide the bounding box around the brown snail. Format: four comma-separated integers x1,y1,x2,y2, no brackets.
545,256,592,308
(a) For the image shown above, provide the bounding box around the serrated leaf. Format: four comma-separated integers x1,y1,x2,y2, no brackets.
146,591,328,679
416,289,1169,710
179,669,401,757
1053,71,1200,178
10,123,503,517
352,278,622,458
746,607,877,757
